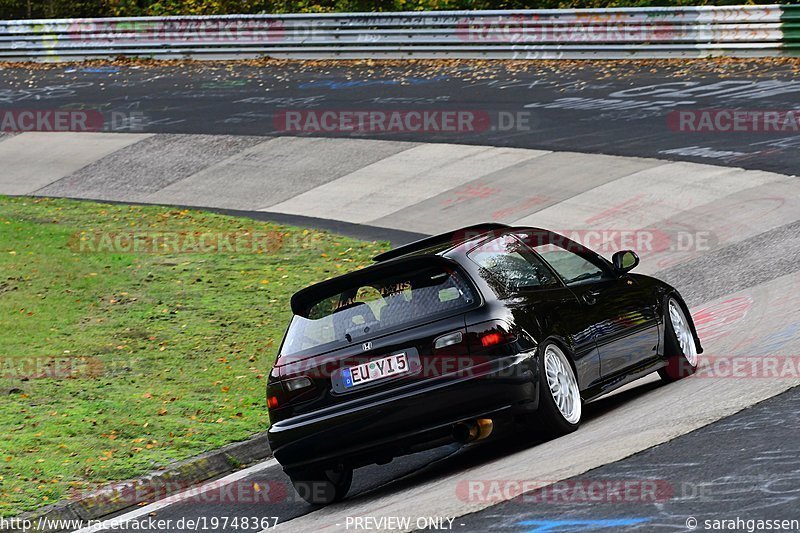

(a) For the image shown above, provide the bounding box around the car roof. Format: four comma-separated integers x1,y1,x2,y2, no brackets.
372,223,510,262
290,224,552,314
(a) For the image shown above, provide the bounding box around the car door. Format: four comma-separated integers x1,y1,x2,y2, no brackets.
465,233,602,389
515,230,660,379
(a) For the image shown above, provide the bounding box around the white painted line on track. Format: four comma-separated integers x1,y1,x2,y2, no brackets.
70,458,280,533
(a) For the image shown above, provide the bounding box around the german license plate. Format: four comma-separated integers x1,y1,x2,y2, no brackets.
341,353,409,389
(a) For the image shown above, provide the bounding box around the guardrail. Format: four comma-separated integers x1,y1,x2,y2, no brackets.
1,5,798,61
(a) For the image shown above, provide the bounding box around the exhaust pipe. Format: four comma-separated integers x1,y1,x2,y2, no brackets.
452,418,493,443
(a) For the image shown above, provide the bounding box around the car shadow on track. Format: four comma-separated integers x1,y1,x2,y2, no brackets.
337,375,668,507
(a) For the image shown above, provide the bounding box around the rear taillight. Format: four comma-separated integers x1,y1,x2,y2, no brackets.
266,376,284,411
480,331,505,347
467,320,518,355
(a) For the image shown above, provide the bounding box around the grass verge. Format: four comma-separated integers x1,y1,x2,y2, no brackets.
0,196,387,517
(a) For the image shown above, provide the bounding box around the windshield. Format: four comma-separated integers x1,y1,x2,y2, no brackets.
280,263,475,357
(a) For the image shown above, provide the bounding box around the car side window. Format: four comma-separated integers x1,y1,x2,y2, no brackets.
468,235,558,291
515,231,612,286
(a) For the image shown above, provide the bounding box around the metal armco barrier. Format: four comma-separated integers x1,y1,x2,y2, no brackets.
1,5,799,61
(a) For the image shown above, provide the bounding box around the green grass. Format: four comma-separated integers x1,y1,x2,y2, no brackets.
0,196,387,517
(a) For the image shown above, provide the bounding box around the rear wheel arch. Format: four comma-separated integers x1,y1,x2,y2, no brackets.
536,335,582,393
528,339,583,437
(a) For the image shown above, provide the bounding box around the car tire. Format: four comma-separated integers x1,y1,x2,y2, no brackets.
288,464,353,506
530,342,582,438
658,296,699,382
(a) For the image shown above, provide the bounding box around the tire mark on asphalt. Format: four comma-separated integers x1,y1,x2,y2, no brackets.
655,218,800,308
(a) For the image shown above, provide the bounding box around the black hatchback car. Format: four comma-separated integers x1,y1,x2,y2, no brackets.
267,223,702,504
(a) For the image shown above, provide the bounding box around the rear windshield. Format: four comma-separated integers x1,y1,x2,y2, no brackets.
280,263,475,357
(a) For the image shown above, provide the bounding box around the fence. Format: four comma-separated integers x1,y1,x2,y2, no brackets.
1,5,799,61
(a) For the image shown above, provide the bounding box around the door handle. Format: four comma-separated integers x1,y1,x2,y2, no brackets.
582,290,601,305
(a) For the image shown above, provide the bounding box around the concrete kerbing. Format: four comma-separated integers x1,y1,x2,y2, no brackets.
9,432,272,533
30,195,430,246
5,132,800,531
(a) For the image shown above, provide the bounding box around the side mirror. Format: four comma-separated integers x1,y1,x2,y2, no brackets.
612,250,640,273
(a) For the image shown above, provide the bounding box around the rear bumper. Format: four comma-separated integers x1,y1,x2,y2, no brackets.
268,352,538,469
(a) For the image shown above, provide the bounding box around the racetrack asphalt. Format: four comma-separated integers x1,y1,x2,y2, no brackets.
1,59,799,175
75,383,800,533
2,59,800,533
458,382,800,533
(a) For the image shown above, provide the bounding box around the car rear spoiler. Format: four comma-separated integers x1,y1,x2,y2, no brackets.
290,254,464,316
372,223,510,262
